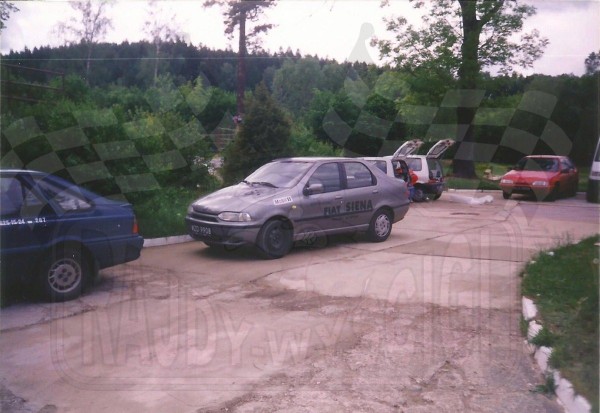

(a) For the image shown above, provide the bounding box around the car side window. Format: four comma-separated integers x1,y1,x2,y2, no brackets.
0,176,48,218
344,162,374,189
1,177,24,217
307,163,342,193
373,160,387,174
562,159,574,171
36,179,92,212
406,158,422,171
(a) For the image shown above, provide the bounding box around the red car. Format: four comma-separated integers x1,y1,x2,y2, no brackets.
500,155,579,201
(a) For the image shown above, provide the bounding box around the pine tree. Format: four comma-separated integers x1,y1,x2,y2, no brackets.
222,82,291,184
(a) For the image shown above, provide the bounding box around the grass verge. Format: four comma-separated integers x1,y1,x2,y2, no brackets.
130,187,203,239
521,235,599,411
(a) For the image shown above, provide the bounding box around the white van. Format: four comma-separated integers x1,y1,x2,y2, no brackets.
394,139,455,201
586,138,600,203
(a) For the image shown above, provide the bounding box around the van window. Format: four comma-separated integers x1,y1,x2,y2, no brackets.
406,158,422,171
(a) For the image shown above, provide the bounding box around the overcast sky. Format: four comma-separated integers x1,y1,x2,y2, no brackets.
1,0,599,76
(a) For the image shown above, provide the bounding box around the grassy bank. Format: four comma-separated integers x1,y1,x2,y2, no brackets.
130,187,204,239
521,235,599,411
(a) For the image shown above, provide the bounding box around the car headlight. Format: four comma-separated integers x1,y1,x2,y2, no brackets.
532,181,548,187
218,212,252,222
187,204,195,215
500,179,513,184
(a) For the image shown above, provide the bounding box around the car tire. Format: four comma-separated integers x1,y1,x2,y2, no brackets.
502,191,511,200
257,219,293,259
545,185,559,202
367,209,392,242
413,188,426,202
433,193,442,200
39,245,86,302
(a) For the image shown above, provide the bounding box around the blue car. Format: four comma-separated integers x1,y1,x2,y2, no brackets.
1,170,144,302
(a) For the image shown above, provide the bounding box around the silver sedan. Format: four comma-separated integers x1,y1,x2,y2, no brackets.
186,157,410,258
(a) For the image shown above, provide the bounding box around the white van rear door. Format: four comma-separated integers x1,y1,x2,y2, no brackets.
392,139,424,158
425,139,455,158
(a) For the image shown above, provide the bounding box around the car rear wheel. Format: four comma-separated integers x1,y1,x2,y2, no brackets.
257,219,293,259
367,209,392,242
412,188,426,202
39,245,86,302
502,191,511,200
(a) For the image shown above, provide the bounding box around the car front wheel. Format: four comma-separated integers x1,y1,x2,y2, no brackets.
367,209,392,242
257,219,293,259
39,245,86,302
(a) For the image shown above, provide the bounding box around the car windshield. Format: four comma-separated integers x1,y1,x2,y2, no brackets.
516,157,558,172
244,161,314,188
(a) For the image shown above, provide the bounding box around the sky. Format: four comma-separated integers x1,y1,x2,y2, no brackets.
1,0,599,76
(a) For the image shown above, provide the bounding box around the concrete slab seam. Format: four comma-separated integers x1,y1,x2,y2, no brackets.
521,296,593,413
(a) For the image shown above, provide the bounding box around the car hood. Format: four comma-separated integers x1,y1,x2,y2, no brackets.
504,170,557,182
191,183,291,213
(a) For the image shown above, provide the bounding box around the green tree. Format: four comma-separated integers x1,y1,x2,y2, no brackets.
203,0,276,118
56,0,114,82
0,1,19,31
143,0,184,84
221,82,291,184
374,0,548,177
272,58,324,116
585,51,600,75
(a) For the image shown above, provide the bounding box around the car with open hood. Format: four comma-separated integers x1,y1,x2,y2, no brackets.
185,157,410,258
500,155,578,201
1,170,144,301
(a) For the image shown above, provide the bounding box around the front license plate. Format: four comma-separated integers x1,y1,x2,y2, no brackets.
192,225,212,236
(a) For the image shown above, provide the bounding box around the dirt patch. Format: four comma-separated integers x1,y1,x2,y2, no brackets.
196,299,562,413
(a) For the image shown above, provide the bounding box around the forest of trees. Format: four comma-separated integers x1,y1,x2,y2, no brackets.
1,39,598,198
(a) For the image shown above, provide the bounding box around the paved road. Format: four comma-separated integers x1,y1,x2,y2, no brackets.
1,192,598,412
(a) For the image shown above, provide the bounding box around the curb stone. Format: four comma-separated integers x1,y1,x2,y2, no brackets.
521,297,593,413
143,235,193,248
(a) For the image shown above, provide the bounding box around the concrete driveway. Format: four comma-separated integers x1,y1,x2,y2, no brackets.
1,191,598,412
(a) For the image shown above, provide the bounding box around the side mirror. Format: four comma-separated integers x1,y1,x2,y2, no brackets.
303,183,324,196
561,168,570,174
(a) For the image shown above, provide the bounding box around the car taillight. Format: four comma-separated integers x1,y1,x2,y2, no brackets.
132,217,139,234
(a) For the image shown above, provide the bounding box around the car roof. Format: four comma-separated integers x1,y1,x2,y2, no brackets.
523,155,566,159
1,169,51,178
273,157,366,162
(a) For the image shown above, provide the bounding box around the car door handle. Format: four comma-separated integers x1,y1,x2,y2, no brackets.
335,195,343,200
372,190,379,194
